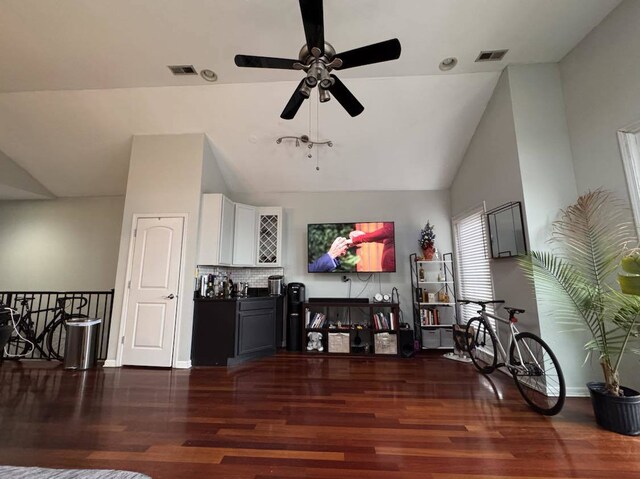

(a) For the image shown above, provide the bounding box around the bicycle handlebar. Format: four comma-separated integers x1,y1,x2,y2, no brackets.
15,295,35,305
56,296,89,310
457,299,505,307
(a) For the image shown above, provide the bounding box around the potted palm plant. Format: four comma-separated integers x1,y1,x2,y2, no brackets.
519,189,640,435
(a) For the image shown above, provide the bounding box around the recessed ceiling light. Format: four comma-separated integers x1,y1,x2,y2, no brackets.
200,69,218,82
439,57,458,71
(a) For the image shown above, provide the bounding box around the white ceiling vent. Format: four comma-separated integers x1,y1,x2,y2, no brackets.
168,65,197,75
475,50,509,62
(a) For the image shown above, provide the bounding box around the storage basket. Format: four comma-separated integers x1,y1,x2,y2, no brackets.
328,332,350,353
421,328,440,348
374,332,397,355
439,327,454,348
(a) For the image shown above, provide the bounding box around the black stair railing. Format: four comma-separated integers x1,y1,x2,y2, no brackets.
0,290,114,360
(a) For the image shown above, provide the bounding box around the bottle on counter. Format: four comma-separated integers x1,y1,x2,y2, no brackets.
207,274,214,298
199,274,208,298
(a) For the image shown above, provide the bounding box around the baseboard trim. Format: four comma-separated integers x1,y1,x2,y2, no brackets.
102,359,118,368
174,360,192,369
566,386,590,397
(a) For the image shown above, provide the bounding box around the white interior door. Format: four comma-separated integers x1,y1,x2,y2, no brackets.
122,216,184,367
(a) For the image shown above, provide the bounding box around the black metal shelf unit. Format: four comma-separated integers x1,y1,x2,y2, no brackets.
409,253,459,350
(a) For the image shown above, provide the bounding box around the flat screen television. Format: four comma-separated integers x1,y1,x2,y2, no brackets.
307,222,396,273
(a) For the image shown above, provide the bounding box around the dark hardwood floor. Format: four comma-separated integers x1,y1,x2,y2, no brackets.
1,352,639,479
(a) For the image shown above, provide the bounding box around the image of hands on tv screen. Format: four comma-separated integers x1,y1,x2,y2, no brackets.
307,222,396,273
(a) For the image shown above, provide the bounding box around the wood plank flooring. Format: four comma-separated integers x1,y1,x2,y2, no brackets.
1,352,639,479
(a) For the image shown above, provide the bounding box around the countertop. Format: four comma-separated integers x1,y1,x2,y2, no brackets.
194,286,277,302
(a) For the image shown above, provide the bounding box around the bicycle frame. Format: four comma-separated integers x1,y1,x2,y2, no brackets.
477,309,541,376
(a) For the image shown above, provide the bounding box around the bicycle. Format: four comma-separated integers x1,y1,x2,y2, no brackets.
459,299,566,416
2,296,89,361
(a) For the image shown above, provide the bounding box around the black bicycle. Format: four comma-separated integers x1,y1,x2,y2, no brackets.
2,296,89,360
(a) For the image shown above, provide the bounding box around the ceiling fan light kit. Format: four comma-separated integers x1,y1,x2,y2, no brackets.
234,0,401,119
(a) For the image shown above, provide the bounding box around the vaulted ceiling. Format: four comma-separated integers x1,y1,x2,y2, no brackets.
0,0,622,198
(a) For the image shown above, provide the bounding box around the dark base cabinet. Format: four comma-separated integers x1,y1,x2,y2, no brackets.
192,297,277,366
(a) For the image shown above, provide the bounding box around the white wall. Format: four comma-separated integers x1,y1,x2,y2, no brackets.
0,148,53,200
0,196,124,290
450,69,540,336
108,134,208,367
451,64,594,395
561,0,640,204
202,135,230,196
560,0,640,391
508,64,585,394
233,190,452,325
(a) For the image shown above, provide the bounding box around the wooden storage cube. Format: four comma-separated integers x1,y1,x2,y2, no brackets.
421,328,440,349
439,327,454,348
374,332,397,355
328,332,350,353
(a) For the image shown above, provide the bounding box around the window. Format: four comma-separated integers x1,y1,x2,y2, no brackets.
453,205,496,325
618,121,640,239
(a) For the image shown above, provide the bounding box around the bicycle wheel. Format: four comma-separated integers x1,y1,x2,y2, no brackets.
3,315,36,358
466,317,498,374
5,333,35,358
509,332,566,416
46,319,67,360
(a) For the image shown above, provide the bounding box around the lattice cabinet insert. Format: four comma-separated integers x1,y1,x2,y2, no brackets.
256,208,283,267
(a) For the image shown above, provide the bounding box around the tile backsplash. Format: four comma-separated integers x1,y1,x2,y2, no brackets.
197,266,284,287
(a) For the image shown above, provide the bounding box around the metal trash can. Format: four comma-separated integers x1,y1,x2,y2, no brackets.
64,318,102,370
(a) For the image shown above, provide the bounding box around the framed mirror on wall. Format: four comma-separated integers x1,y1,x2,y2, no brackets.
486,202,527,259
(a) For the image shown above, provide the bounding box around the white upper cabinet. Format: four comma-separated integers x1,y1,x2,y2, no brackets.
219,196,235,265
197,194,235,266
197,195,283,267
256,207,283,267
232,203,257,266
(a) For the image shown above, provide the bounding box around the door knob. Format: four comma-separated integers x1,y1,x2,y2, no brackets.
166,294,175,300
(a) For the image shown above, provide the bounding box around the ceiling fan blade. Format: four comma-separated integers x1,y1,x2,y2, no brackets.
281,80,308,120
299,0,324,54
335,38,401,70
235,54,299,70
327,75,364,117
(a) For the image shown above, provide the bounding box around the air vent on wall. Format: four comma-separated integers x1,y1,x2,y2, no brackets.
168,65,197,75
475,49,509,62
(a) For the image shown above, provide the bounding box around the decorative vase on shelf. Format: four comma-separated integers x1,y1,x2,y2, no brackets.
423,244,435,260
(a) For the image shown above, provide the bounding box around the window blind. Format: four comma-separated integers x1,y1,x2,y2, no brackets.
453,206,496,325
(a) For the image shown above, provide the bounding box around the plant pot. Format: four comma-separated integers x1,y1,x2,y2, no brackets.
423,245,435,260
587,381,640,436
618,273,640,295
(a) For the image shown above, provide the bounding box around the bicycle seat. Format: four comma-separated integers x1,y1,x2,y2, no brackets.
504,306,525,315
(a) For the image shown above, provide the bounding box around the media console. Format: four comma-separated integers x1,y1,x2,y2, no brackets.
302,301,401,356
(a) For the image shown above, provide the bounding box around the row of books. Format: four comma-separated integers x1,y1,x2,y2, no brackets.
373,312,397,330
420,308,441,326
306,312,327,328
304,310,397,330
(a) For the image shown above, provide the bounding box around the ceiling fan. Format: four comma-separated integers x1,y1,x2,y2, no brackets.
234,0,401,120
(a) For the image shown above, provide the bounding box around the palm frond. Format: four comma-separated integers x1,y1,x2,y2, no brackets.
518,189,640,391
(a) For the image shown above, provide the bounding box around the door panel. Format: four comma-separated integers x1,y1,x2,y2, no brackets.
139,227,173,288
132,303,166,348
122,216,184,367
